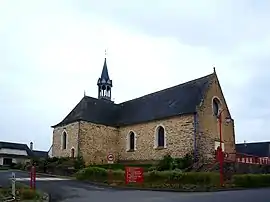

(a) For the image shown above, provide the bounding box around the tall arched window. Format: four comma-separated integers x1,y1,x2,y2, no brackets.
157,126,165,147
213,97,221,116
62,131,67,150
155,125,166,148
126,131,136,151
71,148,75,158
129,132,135,150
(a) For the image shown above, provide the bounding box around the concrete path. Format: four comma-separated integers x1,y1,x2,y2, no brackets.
0,170,269,202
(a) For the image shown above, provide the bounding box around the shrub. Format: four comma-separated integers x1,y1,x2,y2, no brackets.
173,153,193,170
233,174,270,188
156,153,194,171
157,154,174,171
13,162,23,170
74,156,85,170
76,167,108,181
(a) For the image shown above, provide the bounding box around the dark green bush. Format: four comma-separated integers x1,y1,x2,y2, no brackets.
74,156,85,170
156,153,194,171
233,174,270,188
173,153,193,170
13,162,23,170
157,154,174,171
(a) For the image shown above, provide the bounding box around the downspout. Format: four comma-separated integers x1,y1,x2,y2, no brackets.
193,112,198,162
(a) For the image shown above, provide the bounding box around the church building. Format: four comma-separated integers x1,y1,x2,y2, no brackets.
51,56,236,165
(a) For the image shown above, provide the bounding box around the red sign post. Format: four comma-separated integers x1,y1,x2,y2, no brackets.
125,167,144,184
30,165,36,189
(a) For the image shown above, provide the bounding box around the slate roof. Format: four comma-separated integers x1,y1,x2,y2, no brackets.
236,142,270,157
0,141,34,156
52,73,215,128
33,150,49,159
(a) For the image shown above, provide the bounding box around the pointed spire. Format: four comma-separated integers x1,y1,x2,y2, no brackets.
100,49,110,81
213,66,216,74
84,90,86,97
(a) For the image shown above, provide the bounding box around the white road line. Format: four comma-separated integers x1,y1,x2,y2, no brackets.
87,185,104,190
12,177,70,181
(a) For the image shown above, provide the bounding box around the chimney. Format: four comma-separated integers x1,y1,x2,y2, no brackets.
30,142,33,151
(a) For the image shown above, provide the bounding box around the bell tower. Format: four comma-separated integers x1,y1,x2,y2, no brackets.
97,51,112,100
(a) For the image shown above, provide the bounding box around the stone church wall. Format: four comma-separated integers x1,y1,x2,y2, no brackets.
196,75,236,162
118,115,195,161
79,121,119,165
52,122,79,158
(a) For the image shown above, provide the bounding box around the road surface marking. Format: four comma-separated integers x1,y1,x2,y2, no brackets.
13,177,70,181
87,185,104,190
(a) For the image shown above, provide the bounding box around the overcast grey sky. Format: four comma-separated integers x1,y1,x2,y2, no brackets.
1,0,269,151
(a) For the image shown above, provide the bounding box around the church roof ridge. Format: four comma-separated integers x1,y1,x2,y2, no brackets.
118,73,214,105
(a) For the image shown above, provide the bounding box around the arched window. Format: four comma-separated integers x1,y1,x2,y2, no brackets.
129,132,135,150
212,97,221,116
71,148,75,158
126,131,136,151
62,131,67,150
155,125,166,148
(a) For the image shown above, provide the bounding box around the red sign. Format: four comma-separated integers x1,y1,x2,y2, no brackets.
125,167,144,184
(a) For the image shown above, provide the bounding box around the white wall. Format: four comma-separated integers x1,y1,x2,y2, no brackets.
48,145,53,158
0,156,30,166
0,148,28,156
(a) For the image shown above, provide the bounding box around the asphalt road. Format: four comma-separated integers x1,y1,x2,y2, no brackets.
0,170,270,202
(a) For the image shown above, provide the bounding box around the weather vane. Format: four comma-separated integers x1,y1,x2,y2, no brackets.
105,49,107,58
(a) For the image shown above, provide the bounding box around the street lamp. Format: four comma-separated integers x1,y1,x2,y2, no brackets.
217,108,233,187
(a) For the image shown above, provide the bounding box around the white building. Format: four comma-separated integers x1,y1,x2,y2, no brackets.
0,141,48,166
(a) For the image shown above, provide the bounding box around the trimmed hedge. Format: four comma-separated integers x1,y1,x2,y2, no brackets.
90,163,153,171
233,174,270,188
76,167,220,187
76,167,108,181
145,170,220,186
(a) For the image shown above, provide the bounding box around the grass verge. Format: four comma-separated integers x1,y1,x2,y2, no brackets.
0,182,43,201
